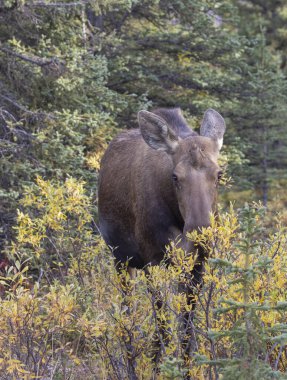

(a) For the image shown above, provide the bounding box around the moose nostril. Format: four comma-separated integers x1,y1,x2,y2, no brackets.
217,171,223,181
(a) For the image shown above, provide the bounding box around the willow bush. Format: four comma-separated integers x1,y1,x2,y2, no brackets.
1,178,287,379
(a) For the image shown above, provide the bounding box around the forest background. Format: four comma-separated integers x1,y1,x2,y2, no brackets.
1,0,287,379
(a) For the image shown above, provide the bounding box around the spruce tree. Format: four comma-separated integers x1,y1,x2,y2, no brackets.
229,2,287,205
197,204,287,379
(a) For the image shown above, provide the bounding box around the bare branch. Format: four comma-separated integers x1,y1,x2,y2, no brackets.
29,1,88,7
0,46,59,67
0,94,33,114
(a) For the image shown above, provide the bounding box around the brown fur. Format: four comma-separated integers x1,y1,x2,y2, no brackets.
98,107,226,367
98,108,225,269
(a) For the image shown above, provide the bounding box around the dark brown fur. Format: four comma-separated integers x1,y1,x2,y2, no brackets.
98,108,225,270
98,107,226,369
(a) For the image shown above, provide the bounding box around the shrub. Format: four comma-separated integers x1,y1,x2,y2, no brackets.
1,178,287,379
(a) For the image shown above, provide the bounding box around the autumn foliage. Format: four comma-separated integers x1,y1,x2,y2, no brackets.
1,1,287,379
0,177,286,379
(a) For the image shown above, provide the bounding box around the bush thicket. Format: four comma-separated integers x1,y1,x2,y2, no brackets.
1,1,287,379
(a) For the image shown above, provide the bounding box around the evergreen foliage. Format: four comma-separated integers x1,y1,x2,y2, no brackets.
0,1,287,378
230,2,287,204
198,204,287,379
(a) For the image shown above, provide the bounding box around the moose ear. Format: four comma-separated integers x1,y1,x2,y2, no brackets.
200,109,226,150
138,110,179,153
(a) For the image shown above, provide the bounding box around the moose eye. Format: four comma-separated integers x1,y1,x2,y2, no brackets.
172,174,178,182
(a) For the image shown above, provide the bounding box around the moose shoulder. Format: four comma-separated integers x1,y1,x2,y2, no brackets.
98,108,226,271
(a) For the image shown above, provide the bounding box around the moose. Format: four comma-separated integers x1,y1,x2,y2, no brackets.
98,107,226,370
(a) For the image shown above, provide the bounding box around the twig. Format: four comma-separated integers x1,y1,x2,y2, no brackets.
0,46,58,67
30,1,89,7
274,344,284,371
265,342,278,363
0,94,33,114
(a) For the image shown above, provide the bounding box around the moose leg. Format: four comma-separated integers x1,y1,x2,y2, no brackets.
179,254,205,379
115,262,137,310
115,262,138,380
182,259,204,352
144,267,171,369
